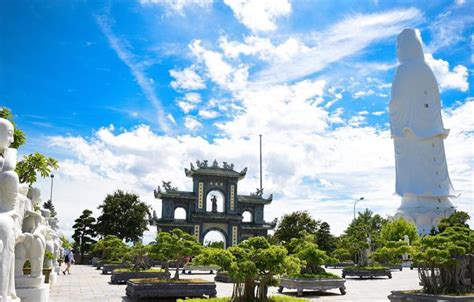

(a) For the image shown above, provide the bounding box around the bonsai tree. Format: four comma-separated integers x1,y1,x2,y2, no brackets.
91,235,130,261
195,236,300,302
150,229,202,280
373,218,419,266
72,209,97,264
415,212,473,295
372,241,412,266
288,235,339,277
121,243,151,272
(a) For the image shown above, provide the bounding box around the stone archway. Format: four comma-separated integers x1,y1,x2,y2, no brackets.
202,228,227,249
201,224,228,248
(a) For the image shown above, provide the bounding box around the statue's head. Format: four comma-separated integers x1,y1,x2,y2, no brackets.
396,28,424,63
0,118,14,150
28,187,41,206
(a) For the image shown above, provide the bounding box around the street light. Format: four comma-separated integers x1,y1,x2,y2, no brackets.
50,174,55,202
353,197,365,220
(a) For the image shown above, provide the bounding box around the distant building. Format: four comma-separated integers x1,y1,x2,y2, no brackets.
150,160,276,247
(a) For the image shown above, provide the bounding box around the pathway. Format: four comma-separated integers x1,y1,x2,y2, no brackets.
49,265,421,301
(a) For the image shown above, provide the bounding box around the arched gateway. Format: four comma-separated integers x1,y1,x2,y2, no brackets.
150,160,276,247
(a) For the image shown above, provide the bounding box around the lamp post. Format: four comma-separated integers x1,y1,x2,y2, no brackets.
50,174,55,202
353,197,365,220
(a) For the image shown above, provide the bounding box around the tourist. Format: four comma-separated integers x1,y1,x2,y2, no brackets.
63,249,75,275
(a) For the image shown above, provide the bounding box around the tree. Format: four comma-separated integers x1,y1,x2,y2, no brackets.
274,211,320,245
0,107,26,149
290,234,337,275
43,200,57,217
316,221,336,253
91,235,129,261
15,152,58,186
380,218,419,243
195,236,300,302
340,209,387,265
415,224,473,294
96,190,150,243
59,234,73,250
72,209,97,264
438,211,470,233
372,241,412,265
150,229,202,280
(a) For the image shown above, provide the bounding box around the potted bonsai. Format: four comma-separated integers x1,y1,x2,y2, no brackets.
195,236,301,302
388,212,474,301
90,235,131,273
279,235,346,296
110,243,170,284
126,229,216,301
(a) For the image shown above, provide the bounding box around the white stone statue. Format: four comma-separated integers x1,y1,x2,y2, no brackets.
390,28,455,234
402,234,410,261
15,212,46,278
0,118,20,302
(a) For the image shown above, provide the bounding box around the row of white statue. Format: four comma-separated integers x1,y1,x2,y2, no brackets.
0,118,63,302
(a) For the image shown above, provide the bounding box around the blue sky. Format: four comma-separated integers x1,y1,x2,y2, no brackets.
1,0,473,238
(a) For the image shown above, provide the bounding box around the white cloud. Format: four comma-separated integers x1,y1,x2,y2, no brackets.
199,109,219,119
96,14,170,133
425,54,469,92
170,66,206,90
256,8,422,84
224,0,291,32
183,92,202,103
140,0,213,14
184,116,203,130
219,36,310,62
190,40,249,91
177,101,195,113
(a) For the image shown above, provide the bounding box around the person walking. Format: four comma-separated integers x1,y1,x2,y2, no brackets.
63,249,75,275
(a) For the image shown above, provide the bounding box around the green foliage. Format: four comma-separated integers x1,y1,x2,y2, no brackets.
42,200,57,217
415,221,473,295
114,268,164,273
206,240,225,249
150,229,202,280
331,248,352,261
372,241,411,265
339,209,387,265
96,190,150,243
15,152,59,185
121,243,151,272
344,264,387,270
287,271,341,279
59,234,73,250
316,222,336,253
380,218,419,243
0,107,26,149
91,235,129,261
195,236,300,302
44,250,55,261
274,211,320,246
438,211,470,233
72,209,97,264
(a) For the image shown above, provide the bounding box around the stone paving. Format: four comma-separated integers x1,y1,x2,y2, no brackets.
50,265,422,302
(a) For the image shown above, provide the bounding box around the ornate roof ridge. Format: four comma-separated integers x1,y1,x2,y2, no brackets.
185,159,247,179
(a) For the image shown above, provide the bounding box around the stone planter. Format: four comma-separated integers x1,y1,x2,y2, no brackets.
102,262,130,274
325,261,355,268
342,267,392,279
182,264,220,274
110,270,170,284
388,290,474,301
278,277,346,296
125,278,217,301
389,264,403,271
215,271,233,283
22,267,52,284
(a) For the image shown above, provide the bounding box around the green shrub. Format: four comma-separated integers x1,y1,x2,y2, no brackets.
178,297,309,302
286,272,342,279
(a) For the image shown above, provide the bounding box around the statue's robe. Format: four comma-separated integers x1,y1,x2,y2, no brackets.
389,29,455,199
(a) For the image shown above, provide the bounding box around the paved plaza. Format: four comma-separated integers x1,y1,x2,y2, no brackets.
50,265,421,302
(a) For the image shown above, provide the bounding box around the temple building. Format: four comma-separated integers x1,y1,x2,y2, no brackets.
150,160,277,247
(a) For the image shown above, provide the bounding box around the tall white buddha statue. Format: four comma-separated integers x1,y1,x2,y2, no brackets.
390,28,455,234
0,118,20,302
